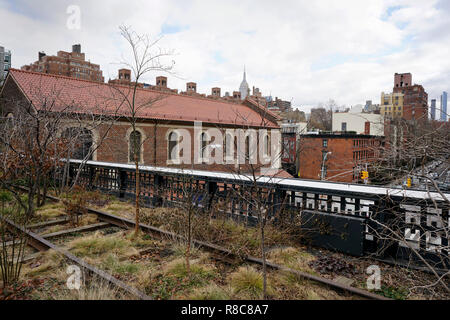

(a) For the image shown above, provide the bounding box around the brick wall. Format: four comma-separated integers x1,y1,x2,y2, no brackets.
92,121,278,173
298,135,382,183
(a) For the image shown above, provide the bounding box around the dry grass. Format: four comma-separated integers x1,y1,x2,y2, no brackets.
139,207,289,257
189,284,232,300
101,200,135,219
229,266,273,299
269,270,347,300
67,231,145,257
53,276,132,300
21,250,65,278
266,247,317,274
35,202,66,220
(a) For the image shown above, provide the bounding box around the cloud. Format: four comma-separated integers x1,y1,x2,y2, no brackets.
0,0,448,111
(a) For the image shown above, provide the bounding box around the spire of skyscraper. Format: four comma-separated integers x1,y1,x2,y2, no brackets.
239,66,249,100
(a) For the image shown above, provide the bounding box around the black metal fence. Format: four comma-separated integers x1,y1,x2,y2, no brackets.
62,159,450,268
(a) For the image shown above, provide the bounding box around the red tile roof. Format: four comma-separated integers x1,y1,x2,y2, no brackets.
7,69,279,128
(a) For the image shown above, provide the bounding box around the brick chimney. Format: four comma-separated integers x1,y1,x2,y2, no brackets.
38,51,46,62
156,76,167,88
394,73,412,88
118,69,131,82
72,44,81,54
187,82,197,93
212,87,221,97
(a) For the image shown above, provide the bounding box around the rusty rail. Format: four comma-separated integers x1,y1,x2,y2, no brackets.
2,215,152,300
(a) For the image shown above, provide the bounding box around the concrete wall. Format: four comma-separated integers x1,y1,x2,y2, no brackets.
332,112,384,136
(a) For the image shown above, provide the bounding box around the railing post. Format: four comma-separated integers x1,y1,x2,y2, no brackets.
153,174,163,207
118,169,128,199
89,166,95,189
207,181,217,210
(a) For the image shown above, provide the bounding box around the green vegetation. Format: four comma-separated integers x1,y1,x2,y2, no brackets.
375,285,408,300
101,254,141,275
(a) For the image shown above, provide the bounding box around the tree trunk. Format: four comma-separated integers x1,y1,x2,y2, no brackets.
134,158,140,236
260,212,267,300
186,208,191,275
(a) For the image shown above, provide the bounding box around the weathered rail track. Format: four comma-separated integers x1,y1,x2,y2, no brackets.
17,188,389,300
3,188,153,300
2,218,152,300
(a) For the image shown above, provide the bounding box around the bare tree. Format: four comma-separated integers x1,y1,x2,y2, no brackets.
109,25,175,236
0,192,29,288
365,118,450,294
219,101,287,299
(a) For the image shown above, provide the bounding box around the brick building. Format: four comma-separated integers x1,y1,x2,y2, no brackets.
298,133,383,183
21,44,104,82
1,69,286,176
281,122,308,176
266,96,292,113
392,73,428,121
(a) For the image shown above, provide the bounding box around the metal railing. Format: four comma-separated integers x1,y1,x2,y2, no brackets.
61,159,450,268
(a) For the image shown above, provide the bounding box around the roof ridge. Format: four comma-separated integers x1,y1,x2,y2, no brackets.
10,68,105,86
8,69,279,128
245,97,281,121
10,68,246,107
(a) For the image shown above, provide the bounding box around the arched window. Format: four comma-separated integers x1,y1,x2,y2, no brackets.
245,136,250,161
263,134,270,157
129,130,142,163
168,131,178,161
62,128,93,160
224,133,233,158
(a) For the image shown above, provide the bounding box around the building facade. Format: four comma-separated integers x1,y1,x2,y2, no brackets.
298,133,382,183
392,73,428,121
281,122,308,176
266,96,292,113
21,44,104,82
441,91,448,122
332,111,384,136
381,91,404,118
431,99,436,120
0,46,11,85
1,69,286,176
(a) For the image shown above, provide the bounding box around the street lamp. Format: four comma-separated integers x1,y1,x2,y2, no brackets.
321,151,332,181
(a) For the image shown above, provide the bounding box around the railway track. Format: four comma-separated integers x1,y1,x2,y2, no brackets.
8,187,389,300
2,216,152,300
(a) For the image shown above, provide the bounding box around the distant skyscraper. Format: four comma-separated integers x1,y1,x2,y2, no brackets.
0,46,11,85
431,99,436,120
441,91,448,121
239,67,249,100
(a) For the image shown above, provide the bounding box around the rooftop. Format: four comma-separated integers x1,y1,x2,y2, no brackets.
4,69,279,128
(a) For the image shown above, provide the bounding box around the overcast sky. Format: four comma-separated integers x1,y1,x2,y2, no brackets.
1,0,449,112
